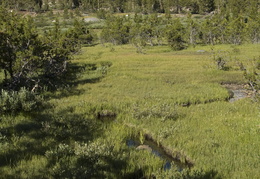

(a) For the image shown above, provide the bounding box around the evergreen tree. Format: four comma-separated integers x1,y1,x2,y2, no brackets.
100,16,130,45
165,18,187,50
197,0,215,14
246,16,260,44
186,13,200,47
0,8,81,90
226,16,246,45
201,16,222,45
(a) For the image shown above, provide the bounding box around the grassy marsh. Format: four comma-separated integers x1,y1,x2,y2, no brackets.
70,43,260,178
1,43,260,178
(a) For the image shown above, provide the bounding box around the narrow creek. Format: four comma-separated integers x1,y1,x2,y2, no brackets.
123,85,250,172
223,84,250,102
229,89,248,102
122,85,251,173
126,137,190,171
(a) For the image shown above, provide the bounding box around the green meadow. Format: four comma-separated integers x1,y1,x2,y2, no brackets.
1,0,259,177
1,43,260,178
56,44,260,178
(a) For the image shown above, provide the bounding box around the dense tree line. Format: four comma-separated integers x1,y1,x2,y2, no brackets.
2,0,257,51
1,0,259,15
100,9,259,52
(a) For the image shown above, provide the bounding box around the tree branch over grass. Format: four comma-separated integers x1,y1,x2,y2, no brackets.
0,8,85,91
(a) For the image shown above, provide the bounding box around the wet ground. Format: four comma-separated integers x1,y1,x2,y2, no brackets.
222,84,251,102
126,139,184,170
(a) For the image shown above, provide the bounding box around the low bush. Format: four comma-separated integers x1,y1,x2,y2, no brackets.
0,88,44,114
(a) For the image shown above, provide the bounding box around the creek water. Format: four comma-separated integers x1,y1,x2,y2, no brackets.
229,89,248,102
126,139,183,171
223,84,249,102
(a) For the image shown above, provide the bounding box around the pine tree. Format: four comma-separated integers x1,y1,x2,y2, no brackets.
165,18,187,50
186,13,200,47
0,8,81,90
226,16,246,45
197,0,215,14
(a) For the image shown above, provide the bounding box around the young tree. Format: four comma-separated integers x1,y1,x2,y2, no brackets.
186,13,200,47
100,16,130,45
226,16,246,45
66,19,94,45
0,8,81,90
201,16,221,45
197,0,215,14
0,9,40,82
246,17,260,44
165,18,187,50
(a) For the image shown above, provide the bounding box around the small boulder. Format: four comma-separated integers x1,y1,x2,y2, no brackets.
136,145,152,152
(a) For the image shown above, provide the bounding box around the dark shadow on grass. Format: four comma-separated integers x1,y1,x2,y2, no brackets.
0,61,110,101
42,61,110,100
0,61,117,176
123,169,146,179
187,169,221,179
73,76,102,85
0,106,103,167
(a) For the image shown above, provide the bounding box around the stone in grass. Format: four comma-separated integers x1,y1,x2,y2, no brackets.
197,50,205,53
136,145,152,152
84,17,100,22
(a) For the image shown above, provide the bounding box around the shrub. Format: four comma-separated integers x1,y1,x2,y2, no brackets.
0,88,44,114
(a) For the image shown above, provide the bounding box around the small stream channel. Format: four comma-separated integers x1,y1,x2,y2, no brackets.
223,84,249,102
126,138,187,171
229,89,248,102
123,85,251,173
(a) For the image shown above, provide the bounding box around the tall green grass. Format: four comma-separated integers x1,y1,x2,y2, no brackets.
69,43,260,178
0,43,259,178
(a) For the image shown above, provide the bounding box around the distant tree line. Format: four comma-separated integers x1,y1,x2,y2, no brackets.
100,9,259,52
1,0,259,15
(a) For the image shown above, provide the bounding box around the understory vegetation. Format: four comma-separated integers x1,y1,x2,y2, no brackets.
0,2,260,179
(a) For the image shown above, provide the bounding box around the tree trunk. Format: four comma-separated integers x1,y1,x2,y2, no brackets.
4,70,7,80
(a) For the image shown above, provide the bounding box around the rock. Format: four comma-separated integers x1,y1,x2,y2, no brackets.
136,145,152,151
227,89,234,98
197,50,205,53
84,17,100,22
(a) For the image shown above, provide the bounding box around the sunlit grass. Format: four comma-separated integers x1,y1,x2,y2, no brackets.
70,43,253,106
127,99,260,178
66,43,260,178
1,43,260,178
